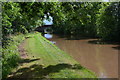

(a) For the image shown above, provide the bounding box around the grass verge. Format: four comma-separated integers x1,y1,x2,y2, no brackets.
3,32,97,79
2,33,26,78
7,32,97,79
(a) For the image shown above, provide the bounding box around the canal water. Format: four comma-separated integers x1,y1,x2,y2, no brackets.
43,33,119,78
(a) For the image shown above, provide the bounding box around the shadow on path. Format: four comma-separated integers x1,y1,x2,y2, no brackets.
19,58,40,64
7,63,83,79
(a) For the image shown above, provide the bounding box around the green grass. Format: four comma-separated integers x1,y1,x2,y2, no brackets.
5,32,97,79
17,32,97,78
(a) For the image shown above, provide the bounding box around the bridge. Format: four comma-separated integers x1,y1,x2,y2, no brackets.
35,25,53,33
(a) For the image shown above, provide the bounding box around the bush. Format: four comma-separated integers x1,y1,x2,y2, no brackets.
2,34,25,78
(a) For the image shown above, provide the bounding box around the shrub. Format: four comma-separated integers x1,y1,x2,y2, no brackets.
2,34,25,78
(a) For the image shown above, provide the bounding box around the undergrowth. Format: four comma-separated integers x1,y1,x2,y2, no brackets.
2,33,25,78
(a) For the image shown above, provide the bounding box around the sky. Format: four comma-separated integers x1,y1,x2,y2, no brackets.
43,16,53,25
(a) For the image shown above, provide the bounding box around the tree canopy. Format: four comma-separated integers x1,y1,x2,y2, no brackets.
2,2,120,42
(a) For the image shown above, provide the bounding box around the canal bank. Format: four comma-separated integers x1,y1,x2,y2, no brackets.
8,32,97,79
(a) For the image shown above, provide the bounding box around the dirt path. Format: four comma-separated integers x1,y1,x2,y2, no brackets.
18,39,28,59
8,38,41,78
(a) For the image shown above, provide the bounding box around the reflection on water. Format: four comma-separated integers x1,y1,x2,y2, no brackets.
44,34,118,78
43,33,56,44
44,33,53,39
50,41,56,44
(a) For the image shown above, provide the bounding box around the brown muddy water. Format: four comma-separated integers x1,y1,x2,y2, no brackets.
44,33,119,78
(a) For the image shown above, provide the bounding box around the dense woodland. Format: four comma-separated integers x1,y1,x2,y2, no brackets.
2,2,120,78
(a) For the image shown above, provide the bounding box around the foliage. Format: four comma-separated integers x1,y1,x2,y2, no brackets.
2,2,120,41
50,2,120,41
96,2,120,41
2,2,44,46
52,2,101,37
2,34,25,78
